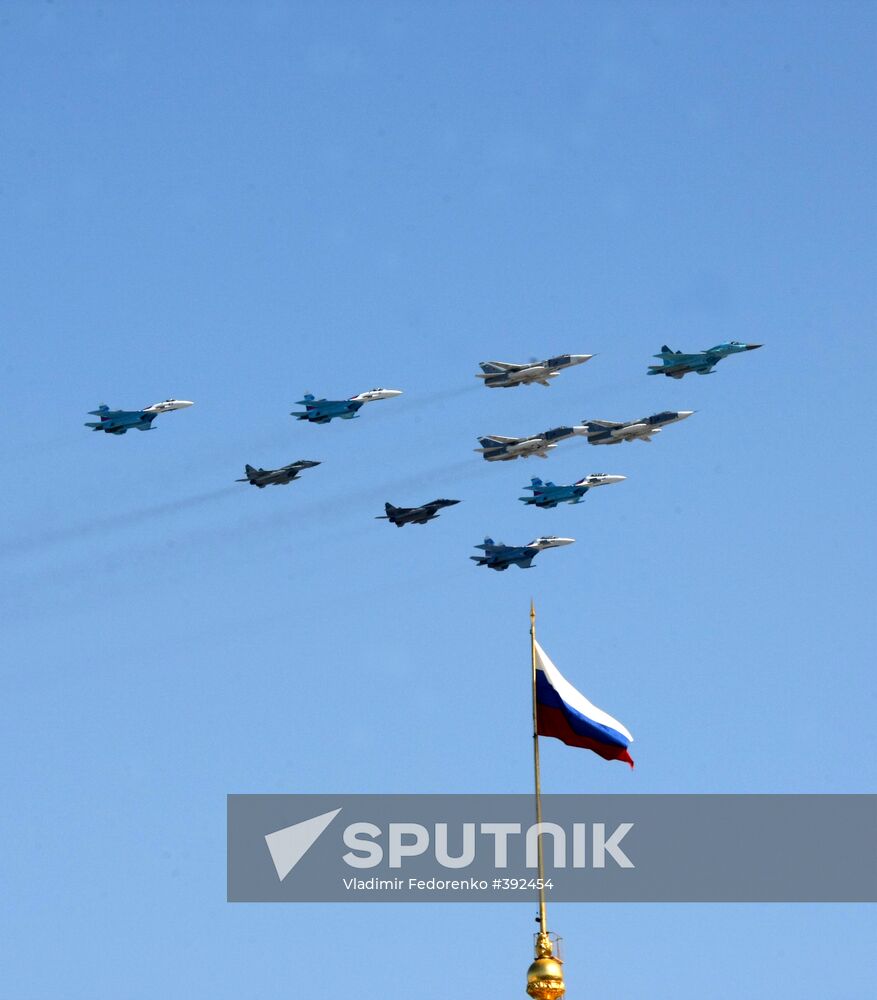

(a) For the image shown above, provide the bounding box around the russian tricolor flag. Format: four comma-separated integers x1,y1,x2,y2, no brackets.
535,641,634,768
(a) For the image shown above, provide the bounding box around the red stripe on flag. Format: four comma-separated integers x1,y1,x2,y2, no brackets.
537,704,634,768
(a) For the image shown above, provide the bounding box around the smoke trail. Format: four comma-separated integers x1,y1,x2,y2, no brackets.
0,486,237,560
347,382,480,424
218,457,486,532
132,383,480,483
108,458,491,573
0,450,495,588
397,383,480,409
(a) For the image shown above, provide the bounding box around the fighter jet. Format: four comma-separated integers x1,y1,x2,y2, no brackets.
377,499,460,527
236,460,321,488
84,399,194,434
476,425,588,462
292,388,402,424
476,354,593,388
471,536,575,571
519,473,626,509
583,411,693,445
648,342,761,379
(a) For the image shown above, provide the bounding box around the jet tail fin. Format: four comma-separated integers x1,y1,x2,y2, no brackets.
294,394,318,409
375,502,400,521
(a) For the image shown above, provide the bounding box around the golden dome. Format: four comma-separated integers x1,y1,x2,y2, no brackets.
526,930,565,999
526,955,566,999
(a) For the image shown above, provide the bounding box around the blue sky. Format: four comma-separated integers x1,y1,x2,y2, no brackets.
1,1,875,996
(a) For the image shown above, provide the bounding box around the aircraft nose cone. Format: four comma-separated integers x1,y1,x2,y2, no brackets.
148,399,194,411
353,388,403,402
605,475,626,484
571,425,589,435
745,344,762,350
570,355,593,364
677,410,694,419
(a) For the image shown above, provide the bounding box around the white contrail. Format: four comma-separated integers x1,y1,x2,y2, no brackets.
0,487,237,560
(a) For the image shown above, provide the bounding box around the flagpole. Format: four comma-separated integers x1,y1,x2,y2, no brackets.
526,602,565,999
530,600,547,934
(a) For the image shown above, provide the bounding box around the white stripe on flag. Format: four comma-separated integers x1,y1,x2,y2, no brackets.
535,640,634,743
